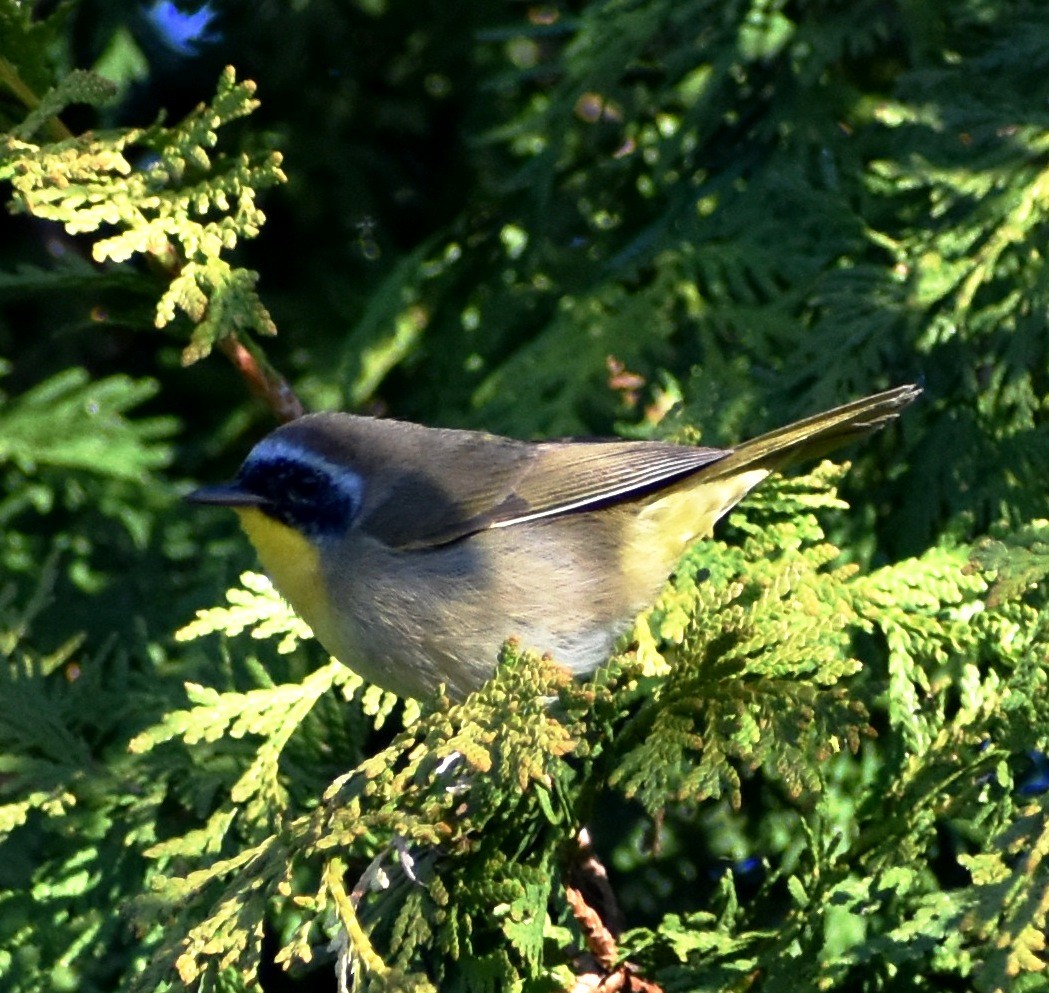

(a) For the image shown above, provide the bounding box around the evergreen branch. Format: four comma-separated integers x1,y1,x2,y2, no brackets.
0,368,173,480
6,5,1049,990
175,571,315,655
963,797,1049,989
0,64,303,422
0,54,72,142
969,521,1049,608
325,857,391,983
218,335,305,422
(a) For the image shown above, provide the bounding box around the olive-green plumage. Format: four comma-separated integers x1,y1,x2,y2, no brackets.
188,384,920,699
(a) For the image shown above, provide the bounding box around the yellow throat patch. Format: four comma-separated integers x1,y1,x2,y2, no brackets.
234,507,334,644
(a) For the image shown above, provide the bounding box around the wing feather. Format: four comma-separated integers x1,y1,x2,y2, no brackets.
480,441,730,530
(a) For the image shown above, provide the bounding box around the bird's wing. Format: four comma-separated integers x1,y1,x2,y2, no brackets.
481,440,731,529
359,431,730,551
352,383,920,550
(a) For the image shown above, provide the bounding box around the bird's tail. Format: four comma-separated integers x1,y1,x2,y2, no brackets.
706,383,921,479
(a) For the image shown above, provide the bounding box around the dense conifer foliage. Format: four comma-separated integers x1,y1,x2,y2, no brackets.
2,2,1048,990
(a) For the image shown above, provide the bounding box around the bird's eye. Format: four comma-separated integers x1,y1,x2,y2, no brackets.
287,470,324,503
238,445,362,538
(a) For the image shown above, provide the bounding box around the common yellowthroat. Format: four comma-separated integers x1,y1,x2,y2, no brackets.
188,385,919,699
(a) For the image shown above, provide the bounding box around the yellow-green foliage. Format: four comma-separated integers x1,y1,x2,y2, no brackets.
1,64,285,364
4,3,1049,993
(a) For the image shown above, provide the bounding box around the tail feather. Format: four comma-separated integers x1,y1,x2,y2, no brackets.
706,384,922,479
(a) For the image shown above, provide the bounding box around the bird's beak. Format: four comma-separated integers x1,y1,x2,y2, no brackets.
185,482,269,508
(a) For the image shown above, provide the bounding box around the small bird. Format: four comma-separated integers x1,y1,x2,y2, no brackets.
188,385,919,699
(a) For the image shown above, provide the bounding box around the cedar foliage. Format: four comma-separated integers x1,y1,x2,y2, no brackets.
2,1,1049,991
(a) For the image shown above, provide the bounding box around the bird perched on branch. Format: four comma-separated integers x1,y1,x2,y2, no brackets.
189,384,920,699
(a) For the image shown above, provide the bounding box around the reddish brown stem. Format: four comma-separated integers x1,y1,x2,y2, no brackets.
219,335,304,422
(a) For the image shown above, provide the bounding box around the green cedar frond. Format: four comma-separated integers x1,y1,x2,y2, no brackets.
176,571,315,655
7,5,1049,991
130,660,356,844
962,797,1049,990
0,640,82,834
134,466,1049,989
0,66,285,363
970,521,1049,608
0,3,80,136
0,367,173,480
612,466,869,812
10,69,117,141
124,647,594,989
177,570,419,732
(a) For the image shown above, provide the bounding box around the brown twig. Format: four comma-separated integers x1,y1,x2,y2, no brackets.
218,335,304,422
563,885,665,993
565,830,665,993
566,827,625,937
566,884,619,972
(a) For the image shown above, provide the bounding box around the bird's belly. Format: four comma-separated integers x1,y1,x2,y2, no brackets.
324,517,639,699
239,504,699,701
